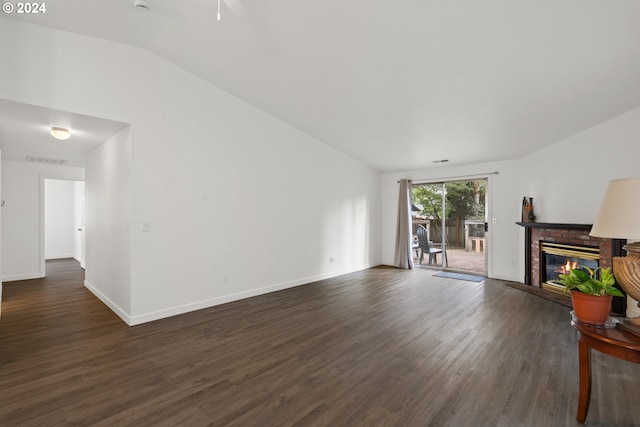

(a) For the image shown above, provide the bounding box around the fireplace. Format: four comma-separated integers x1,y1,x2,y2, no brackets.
540,242,599,294
517,221,626,315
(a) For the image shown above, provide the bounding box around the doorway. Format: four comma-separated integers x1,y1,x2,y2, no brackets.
42,178,86,275
411,178,487,275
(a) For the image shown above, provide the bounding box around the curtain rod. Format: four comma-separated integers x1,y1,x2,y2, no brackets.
398,171,499,184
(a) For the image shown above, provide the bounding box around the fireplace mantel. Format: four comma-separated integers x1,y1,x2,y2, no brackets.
516,222,592,230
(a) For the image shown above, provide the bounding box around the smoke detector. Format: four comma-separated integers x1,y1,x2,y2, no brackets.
133,0,150,11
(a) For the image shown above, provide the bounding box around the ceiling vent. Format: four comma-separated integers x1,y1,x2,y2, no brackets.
25,155,69,165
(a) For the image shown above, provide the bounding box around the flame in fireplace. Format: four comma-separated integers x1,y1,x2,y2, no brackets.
556,259,578,274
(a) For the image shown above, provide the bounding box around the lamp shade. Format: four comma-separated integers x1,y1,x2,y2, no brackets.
590,177,640,239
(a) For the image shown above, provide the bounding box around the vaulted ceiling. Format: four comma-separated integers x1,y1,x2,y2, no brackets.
4,0,640,171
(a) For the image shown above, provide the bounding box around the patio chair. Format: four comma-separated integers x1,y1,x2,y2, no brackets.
412,237,420,259
416,225,443,265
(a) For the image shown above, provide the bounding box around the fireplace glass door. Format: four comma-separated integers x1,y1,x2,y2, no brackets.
541,242,599,293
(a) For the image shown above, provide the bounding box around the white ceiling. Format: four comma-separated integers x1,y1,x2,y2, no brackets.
4,0,640,171
0,99,128,168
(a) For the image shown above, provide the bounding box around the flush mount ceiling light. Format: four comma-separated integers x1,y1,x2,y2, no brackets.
133,0,150,11
50,127,71,140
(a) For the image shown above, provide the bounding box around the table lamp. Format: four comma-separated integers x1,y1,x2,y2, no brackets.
590,177,640,336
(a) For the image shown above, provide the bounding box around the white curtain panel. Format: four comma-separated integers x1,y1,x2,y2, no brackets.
394,179,414,269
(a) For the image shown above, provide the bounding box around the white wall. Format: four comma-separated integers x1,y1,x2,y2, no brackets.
518,107,640,224
44,179,75,259
1,161,84,281
85,126,131,319
0,18,381,324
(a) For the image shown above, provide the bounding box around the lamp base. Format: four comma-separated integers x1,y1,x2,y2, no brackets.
617,317,640,338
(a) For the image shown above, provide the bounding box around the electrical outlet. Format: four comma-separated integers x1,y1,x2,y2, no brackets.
223,274,229,284
329,257,334,263
142,220,151,232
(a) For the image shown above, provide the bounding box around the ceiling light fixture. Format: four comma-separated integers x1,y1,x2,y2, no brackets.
50,127,71,140
133,0,150,11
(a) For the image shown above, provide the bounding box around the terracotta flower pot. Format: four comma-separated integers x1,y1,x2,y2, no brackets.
570,290,612,325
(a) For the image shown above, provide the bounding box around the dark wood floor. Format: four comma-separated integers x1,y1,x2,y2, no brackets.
1,259,639,426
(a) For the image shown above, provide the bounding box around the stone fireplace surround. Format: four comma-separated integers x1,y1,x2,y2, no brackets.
517,222,626,315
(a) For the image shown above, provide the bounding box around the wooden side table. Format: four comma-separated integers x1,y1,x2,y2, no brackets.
571,320,640,423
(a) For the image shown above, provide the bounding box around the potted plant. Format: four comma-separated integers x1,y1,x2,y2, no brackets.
559,267,624,325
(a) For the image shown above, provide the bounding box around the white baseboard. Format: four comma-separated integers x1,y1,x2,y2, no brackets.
128,263,380,326
490,273,522,283
45,254,75,260
2,272,44,282
84,280,132,326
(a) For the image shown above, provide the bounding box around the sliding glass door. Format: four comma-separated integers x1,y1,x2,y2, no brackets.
411,178,487,275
